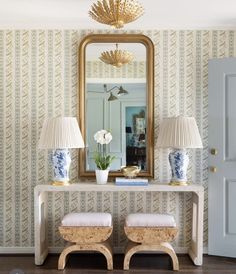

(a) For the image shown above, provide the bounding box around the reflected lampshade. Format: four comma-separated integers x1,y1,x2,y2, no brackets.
117,86,128,96
108,92,118,101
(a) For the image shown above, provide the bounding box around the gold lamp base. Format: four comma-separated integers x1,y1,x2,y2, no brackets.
169,181,190,186
51,181,70,186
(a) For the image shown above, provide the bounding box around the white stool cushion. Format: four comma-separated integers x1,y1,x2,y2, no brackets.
61,212,112,227
125,213,176,227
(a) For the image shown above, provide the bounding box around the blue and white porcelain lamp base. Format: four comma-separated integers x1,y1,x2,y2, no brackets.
52,149,71,186
168,148,190,186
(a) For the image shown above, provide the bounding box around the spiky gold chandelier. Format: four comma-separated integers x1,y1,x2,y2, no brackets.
99,44,134,67
89,0,144,29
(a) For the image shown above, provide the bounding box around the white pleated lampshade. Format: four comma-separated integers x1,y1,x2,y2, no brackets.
38,117,85,149
156,116,203,148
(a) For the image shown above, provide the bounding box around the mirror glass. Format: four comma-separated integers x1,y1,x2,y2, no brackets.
79,34,154,177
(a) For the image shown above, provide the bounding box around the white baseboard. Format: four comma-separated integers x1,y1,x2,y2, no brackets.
0,246,208,254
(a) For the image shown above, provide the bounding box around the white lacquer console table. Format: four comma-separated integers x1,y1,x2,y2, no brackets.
34,183,204,266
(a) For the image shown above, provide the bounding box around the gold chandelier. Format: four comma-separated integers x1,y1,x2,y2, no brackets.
89,0,144,29
99,44,134,67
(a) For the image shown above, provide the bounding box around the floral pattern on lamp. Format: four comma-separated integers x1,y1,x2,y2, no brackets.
52,149,71,182
169,149,189,184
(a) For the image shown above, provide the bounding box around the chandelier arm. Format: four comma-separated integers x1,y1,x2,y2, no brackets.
102,0,114,21
90,2,110,23
109,0,115,16
103,0,110,15
121,0,128,19
115,0,121,22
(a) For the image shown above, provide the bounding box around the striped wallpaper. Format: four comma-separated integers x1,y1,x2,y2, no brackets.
0,30,235,250
86,60,146,78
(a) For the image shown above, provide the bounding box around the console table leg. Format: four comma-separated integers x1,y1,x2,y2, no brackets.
34,190,48,265
189,191,204,266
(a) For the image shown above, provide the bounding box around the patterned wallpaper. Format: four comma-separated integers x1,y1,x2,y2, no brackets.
86,60,146,78
0,30,235,250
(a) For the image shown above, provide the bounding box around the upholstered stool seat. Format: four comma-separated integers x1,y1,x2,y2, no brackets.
124,213,179,271
58,212,113,270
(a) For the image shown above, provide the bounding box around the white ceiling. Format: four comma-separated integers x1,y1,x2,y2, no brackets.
0,0,235,29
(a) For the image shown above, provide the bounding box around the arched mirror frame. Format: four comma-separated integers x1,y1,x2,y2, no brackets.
78,34,154,178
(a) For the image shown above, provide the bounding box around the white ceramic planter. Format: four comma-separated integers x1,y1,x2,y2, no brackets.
95,169,109,184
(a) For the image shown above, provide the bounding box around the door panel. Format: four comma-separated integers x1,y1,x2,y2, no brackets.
227,180,236,234
225,74,236,161
208,58,236,258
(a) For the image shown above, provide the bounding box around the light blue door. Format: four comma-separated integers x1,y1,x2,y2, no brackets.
208,58,236,257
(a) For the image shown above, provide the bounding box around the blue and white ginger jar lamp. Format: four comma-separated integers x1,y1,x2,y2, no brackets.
156,116,203,186
38,117,84,186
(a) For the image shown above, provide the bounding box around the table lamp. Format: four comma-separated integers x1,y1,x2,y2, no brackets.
156,116,203,186
38,117,84,186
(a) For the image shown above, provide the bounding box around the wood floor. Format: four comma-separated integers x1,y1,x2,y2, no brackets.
0,254,236,274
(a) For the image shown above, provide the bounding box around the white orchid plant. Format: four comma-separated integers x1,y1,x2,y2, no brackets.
93,129,115,170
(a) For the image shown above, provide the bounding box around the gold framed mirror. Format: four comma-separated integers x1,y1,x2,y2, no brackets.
78,34,154,178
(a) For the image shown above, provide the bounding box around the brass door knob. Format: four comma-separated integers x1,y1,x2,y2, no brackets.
210,148,218,155
210,166,217,173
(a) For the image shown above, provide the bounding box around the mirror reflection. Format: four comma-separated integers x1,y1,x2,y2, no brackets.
85,42,147,171
79,34,154,177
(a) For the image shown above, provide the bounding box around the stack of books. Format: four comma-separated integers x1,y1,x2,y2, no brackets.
115,177,148,186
